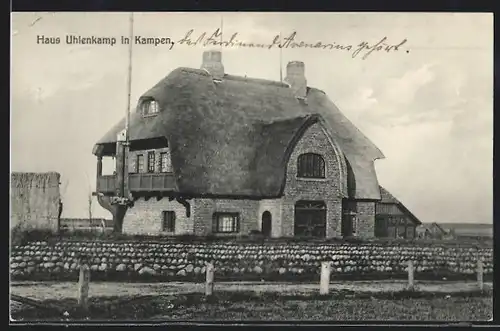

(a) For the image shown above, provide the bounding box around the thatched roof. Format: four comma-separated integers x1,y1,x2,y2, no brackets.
11,172,61,189
378,186,422,225
93,67,385,199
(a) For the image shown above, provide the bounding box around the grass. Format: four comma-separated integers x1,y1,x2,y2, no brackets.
11,288,493,322
10,268,494,283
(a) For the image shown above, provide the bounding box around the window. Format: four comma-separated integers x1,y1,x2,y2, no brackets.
147,151,155,173
388,226,396,238
162,211,176,232
142,100,159,116
160,151,172,173
297,153,325,178
213,213,239,233
374,217,386,238
406,226,414,239
136,154,144,173
397,225,406,238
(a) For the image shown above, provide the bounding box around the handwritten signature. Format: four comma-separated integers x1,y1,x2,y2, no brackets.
177,29,408,60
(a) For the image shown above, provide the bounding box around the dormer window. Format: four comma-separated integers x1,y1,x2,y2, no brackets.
141,99,159,117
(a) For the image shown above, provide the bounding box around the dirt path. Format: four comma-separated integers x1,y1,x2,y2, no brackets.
10,280,492,302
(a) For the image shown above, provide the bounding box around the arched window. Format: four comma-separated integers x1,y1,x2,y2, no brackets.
141,99,159,116
297,153,325,178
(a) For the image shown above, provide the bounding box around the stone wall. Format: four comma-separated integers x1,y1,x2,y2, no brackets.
10,172,61,233
282,122,346,238
10,240,494,282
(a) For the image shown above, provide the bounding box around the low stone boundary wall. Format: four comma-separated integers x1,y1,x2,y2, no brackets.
10,240,493,282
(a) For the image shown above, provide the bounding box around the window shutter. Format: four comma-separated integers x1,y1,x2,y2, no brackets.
160,151,173,173
320,157,325,177
137,155,144,173
235,215,240,233
147,151,155,173
129,154,137,173
212,214,218,233
161,211,166,231
155,151,161,172
166,150,172,172
170,212,176,232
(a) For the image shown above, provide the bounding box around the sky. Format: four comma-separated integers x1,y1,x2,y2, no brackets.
11,12,493,224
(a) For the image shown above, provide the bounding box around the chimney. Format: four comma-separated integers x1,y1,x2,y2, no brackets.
284,61,307,99
201,50,224,80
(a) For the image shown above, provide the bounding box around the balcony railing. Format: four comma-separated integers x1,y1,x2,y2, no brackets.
96,173,176,193
129,173,177,192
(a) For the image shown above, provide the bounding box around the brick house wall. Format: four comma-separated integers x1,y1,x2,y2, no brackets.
123,197,193,235
355,201,376,238
281,122,347,238
192,198,260,236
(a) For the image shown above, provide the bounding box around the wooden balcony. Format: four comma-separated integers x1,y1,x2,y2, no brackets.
96,175,116,193
96,173,176,194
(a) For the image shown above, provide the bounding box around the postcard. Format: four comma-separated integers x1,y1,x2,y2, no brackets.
10,12,493,323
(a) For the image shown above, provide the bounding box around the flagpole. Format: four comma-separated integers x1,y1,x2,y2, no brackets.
279,31,283,82
121,12,134,199
125,12,134,144
220,16,223,50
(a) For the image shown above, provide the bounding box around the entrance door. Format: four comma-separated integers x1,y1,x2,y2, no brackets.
294,201,327,238
261,211,272,237
342,199,357,237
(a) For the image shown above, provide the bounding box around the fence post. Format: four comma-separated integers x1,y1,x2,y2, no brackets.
320,262,331,295
78,264,90,310
407,260,414,290
477,259,484,291
205,263,215,297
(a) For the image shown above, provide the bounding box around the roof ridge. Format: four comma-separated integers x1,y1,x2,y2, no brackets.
223,74,290,88
176,66,291,89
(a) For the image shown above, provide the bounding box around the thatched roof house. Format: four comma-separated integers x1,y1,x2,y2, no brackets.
92,50,391,239
93,60,384,200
